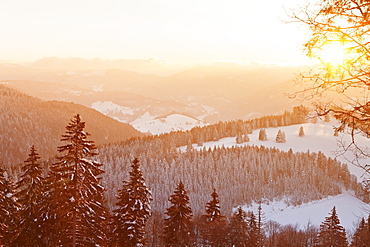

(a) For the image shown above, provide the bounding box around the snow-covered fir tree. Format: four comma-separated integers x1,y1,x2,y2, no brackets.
0,167,18,246
200,189,227,246
243,134,250,142
111,158,152,247
258,129,267,141
227,206,249,246
12,146,46,247
45,114,109,247
298,126,305,137
315,206,348,247
351,216,370,247
163,181,194,247
275,130,286,143
235,133,243,144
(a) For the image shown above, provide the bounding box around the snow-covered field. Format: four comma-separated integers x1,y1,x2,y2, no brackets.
178,120,370,231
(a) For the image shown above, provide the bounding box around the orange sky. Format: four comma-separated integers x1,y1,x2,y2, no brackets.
0,0,311,65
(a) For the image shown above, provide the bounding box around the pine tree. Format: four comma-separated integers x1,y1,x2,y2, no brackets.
275,130,286,143
235,133,243,144
45,114,109,247
200,189,227,246
0,167,18,246
243,134,250,142
111,158,152,247
258,129,267,141
316,206,348,247
163,181,194,247
298,126,305,137
246,212,259,247
256,204,265,247
12,146,46,247
351,216,370,247
227,207,249,247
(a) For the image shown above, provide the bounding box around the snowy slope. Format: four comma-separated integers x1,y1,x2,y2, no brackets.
180,120,367,178
179,120,370,231
91,101,134,123
243,191,368,232
131,112,207,135
91,101,210,134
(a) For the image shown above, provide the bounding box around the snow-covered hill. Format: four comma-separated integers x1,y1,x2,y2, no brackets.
180,120,370,231
131,113,207,135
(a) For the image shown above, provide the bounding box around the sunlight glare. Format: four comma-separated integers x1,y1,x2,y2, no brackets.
320,42,346,65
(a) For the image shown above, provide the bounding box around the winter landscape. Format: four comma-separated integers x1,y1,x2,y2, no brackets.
1,0,370,246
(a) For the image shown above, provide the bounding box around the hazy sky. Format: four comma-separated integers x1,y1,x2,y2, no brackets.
0,0,311,65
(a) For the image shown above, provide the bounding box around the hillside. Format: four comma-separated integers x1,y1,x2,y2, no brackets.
0,61,309,125
0,85,143,166
179,120,370,230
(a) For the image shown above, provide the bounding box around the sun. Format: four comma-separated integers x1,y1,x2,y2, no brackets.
319,42,347,65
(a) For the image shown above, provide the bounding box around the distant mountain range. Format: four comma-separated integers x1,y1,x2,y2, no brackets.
0,85,143,165
0,59,308,129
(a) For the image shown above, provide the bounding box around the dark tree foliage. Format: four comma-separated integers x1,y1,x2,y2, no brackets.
0,166,18,246
45,114,109,247
247,212,259,247
351,215,370,247
163,181,194,247
226,208,260,247
200,189,227,246
316,206,348,247
227,206,249,247
111,158,152,247
12,146,46,247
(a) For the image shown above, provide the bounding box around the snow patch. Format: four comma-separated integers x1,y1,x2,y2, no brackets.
65,90,82,96
92,85,104,92
91,101,134,123
131,113,207,135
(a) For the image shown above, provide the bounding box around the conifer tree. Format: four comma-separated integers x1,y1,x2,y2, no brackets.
200,189,227,247
163,181,194,247
246,212,259,247
257,205,264,247
351,216,370,247
298,126,305,137
243,134,250,142
227,207,249,247
258,129,267,141
275,130,286,143
235,133,243,144
12,146,46,247
316,206,348,247
0,167,18,246
45,114,109,247
111,158,152,247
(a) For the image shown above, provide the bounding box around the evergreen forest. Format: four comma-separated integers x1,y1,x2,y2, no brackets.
1,110,369,246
